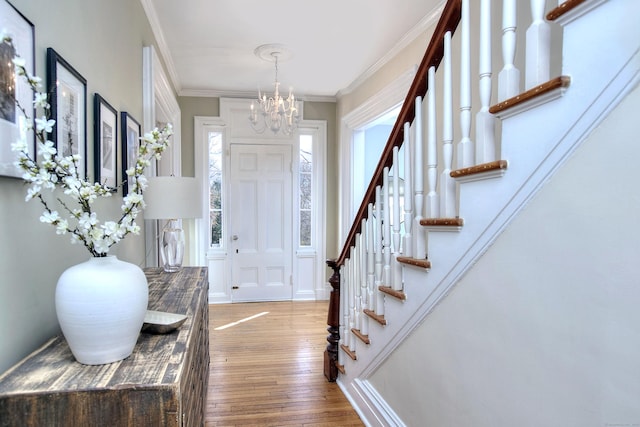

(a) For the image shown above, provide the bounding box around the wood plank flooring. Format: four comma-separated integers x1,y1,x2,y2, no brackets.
206,301,363,426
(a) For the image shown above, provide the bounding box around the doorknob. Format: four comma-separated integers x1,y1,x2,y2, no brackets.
232,235,239,241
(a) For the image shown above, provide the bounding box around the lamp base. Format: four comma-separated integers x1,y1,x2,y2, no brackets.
160,222,185,273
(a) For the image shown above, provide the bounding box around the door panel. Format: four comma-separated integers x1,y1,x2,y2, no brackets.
230,144,292,301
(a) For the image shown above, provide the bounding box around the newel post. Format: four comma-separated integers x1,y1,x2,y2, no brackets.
324,259,341,382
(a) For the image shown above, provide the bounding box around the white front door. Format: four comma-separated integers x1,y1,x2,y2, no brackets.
229,143,293,302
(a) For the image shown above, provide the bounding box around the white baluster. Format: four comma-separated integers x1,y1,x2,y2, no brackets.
349,247,360,351
353,240,360,333
440,31,456,218
392,255,403,292
403,122,413,257
342,260,350,351
382,167,392,286
498,0,520,101
349,247,356,348
458,0,474,168
476,0,497,163
393,254,403,291
526,0,551,90
359,225,369,336
374,188,383,284
392,147,403,291
366,207,375,314
376,281,385,317
426,66,439,219
392,147,401,256
374,186,384,316
413,96,427,259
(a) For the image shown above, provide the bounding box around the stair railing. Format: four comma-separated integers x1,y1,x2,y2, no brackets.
325,0,558,382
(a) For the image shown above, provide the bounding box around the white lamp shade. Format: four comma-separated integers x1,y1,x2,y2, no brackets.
144,176,203,220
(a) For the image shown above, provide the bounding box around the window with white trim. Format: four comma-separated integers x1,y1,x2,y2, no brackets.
299,134,313,247
208,131,223,248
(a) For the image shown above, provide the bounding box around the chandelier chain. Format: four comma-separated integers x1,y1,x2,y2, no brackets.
274,55,279,83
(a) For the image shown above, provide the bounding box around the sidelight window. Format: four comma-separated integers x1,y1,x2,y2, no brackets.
299,134,313,247
208,131,223,247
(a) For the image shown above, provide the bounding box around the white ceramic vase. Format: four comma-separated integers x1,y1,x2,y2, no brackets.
55,256,148,365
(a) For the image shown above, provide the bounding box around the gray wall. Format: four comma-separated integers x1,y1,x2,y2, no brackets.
370,83,640,426
178,96,220,177
0,0,160,373
302,101,338,258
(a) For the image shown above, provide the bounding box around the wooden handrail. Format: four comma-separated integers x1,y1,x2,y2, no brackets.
336,0,462,267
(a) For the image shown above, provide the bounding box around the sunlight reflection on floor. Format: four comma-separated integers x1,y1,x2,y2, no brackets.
213,311,269,330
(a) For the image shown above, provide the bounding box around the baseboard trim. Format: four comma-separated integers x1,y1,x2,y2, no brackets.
339,379,406,427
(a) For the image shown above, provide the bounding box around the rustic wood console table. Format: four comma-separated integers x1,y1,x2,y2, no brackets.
0,267,209,427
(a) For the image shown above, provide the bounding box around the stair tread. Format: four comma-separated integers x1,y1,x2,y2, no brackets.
340,344,357,361
397,257,431,269
451,160,508,179
547,0,586,21
420,217,464,227
351,328,370,345
489,76,571,115
363,309,387,326
379,286,407,301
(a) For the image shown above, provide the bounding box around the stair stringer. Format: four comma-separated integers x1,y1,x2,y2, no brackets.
337,1,640,425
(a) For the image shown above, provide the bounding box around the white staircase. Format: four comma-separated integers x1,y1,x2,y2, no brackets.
326,0,640,425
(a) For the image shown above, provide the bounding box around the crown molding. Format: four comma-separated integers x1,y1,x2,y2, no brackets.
140,0,182,93
179,88,336,103
337,0,445,98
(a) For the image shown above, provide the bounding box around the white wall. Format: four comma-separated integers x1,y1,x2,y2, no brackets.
0,0,161,373
369,83,640,426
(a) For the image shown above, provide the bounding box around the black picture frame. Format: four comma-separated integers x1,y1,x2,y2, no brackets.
46,47,87,179
94,94,117,190
0,0,35,179
120,112,140,197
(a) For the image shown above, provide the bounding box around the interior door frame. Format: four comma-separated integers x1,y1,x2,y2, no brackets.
195,98,327,303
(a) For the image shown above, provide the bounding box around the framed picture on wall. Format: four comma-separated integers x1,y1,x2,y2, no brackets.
120,112,140,196
46,47,87,179
0,0,35,179
94,94,117,190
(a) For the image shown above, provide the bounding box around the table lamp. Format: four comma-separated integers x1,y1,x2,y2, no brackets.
144,176,203,272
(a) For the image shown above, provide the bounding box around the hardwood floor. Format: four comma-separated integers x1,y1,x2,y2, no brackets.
206,301,363,426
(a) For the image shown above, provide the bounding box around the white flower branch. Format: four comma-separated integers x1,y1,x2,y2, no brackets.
3,35,171,257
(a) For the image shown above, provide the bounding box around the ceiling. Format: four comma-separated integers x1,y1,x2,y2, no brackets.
143,0,445,101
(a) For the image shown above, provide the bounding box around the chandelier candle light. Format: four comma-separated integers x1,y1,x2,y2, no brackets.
249,44,300,136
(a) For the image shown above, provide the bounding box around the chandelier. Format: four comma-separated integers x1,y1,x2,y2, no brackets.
249,44,300,136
